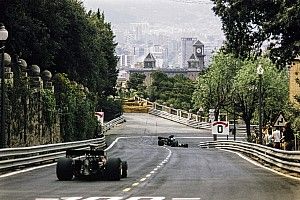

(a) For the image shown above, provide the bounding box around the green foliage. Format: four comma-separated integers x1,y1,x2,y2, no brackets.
101,97,123,122
193,52,240,118
292,116,300,136
53,73,98,142
147,71,195,110
2,0,119,111
127,73,146,91
211,0,300,68
232,56,288,131
41,89,56,126
1,1,123,143
193,52,288,136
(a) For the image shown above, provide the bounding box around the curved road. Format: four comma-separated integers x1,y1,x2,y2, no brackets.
0,113,300,200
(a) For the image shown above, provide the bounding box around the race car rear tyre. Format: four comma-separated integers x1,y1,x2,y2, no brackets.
158,140,164,146
121,161,128,178
105,158,121,181
56,157,73,181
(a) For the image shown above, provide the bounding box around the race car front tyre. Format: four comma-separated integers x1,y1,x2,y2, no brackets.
105,158,121,181
56,157,74,181
121,161,128,178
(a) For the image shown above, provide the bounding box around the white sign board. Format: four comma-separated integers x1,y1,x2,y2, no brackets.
212,121,229,135
95,112,104,126
273,114,286,127
209,109,215,123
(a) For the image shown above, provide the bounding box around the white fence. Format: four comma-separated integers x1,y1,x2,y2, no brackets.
148,107,251,134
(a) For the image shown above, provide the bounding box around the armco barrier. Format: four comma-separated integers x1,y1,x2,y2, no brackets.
200,140,300,175
148,107,254,134
102,116,126,132
0,116,125,172
149,108,217,130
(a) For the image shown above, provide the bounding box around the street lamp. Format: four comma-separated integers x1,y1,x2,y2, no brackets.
233,101,236,141
0,23,8,148
257,64,264,145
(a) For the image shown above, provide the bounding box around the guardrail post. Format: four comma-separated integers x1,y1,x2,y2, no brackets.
177,109,182,118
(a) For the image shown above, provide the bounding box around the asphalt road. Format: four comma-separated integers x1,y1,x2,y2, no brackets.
1,113,300,200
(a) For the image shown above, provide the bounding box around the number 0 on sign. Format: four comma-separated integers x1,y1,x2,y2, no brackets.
212,121,229,135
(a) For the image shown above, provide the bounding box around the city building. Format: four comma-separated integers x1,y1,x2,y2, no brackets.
289,56,300,106
181,37,197,68
187,40,205,70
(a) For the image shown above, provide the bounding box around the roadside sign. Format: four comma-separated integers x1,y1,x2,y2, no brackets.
95,112,104,126
212,121,229,135
273,113,286,127
209,109,215,123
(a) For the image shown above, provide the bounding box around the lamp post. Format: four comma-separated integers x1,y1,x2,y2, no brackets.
0,23,8,148
257,64,264,145
233,101,236,141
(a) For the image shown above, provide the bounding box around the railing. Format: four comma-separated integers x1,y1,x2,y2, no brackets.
0,116,125,172
148,107,252,134
148,108,211,130
102,116,126,133
200,140,300,175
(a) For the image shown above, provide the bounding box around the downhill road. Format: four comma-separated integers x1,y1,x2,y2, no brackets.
0,113,300,200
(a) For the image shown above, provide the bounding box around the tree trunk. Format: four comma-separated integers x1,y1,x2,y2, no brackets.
245,118,251,138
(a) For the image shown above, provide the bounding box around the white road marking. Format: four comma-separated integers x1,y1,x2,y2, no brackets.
37,197,202,200
132,182,139,186
140,178,147,182
83,197,123,200
123,188,131,192
126,197,165,200
173,198,201,200
146,174,151,177
0,163,56,178
36,198,59,200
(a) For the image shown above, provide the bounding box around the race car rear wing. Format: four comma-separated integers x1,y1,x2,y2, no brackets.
66,149,105,157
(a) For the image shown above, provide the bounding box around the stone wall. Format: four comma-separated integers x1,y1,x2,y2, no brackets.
2,56,60,147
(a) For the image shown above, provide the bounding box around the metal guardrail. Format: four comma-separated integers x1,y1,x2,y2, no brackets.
0,116,125,172
102,116,126,133
149,108,250,132
148,108,211,129
200,140,300,175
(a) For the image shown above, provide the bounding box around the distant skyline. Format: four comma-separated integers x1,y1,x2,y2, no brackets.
82,0,224,38
82,0,224,68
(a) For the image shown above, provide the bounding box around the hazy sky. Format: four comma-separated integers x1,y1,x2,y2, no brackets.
82,0,222,34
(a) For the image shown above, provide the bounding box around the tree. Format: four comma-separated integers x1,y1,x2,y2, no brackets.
211,0,300,68
127,73,146,91
147,71,195,110
193,51,288,137
193,52,240,119
2,0,118,96
2,0,122,127
53,73,98,142
232,56,288,137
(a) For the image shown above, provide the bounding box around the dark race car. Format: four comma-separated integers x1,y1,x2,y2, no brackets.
56,144,127,181
157,135,188,148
